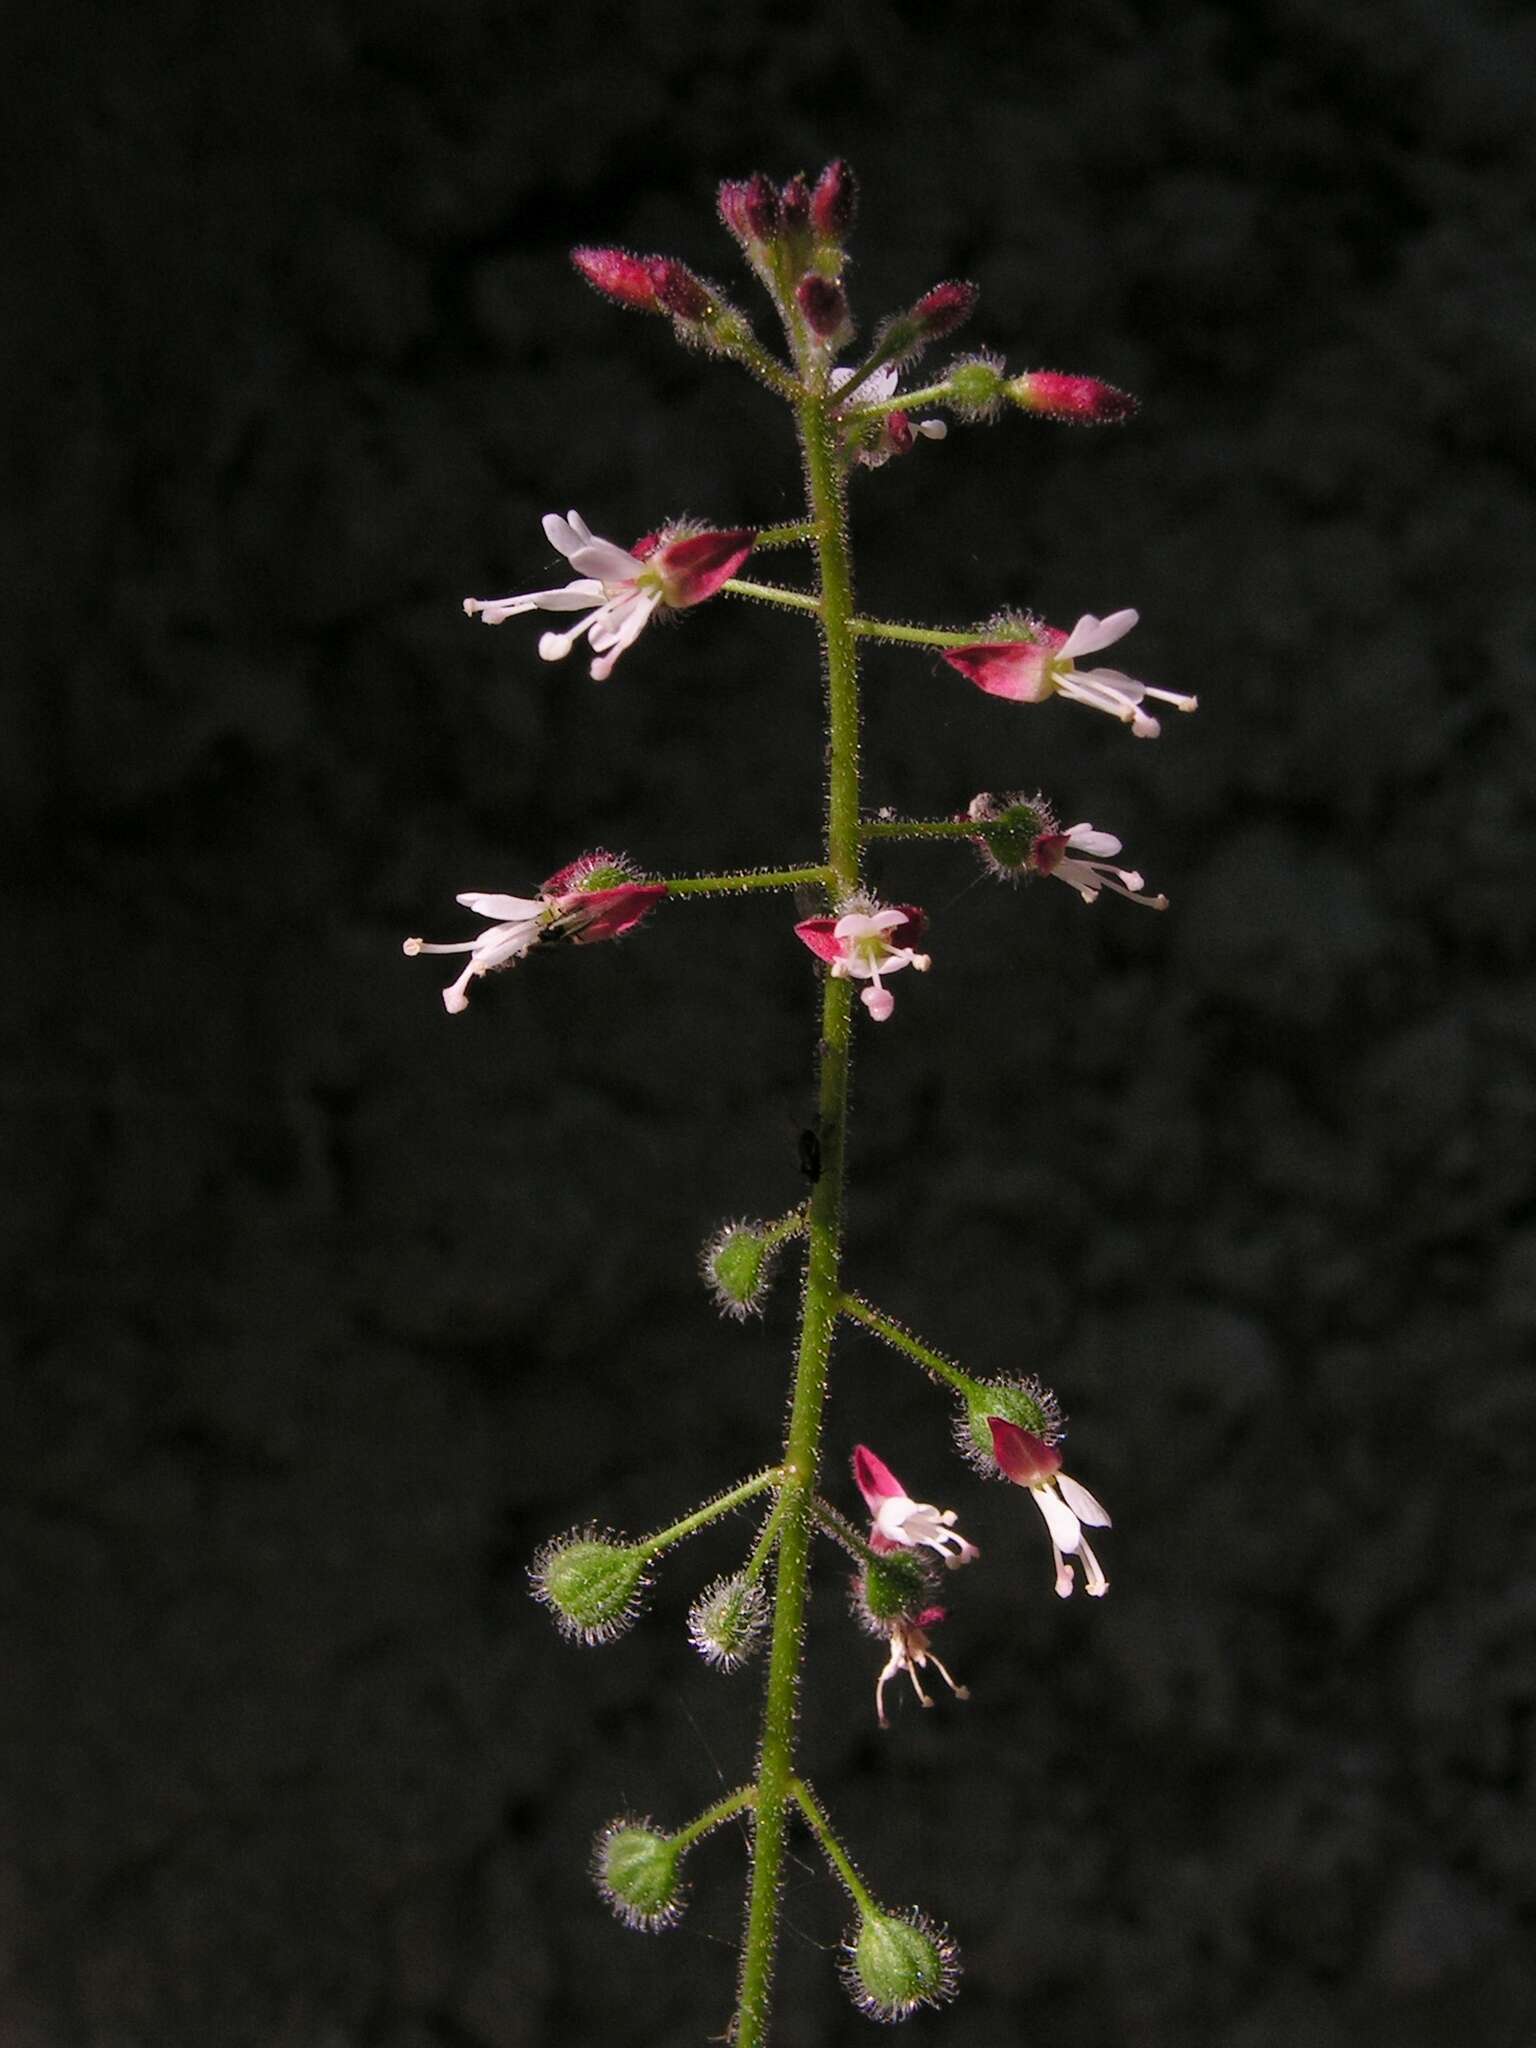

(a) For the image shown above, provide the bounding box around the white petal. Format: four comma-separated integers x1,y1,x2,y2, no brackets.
455,893,545,922
1060,608,1139,659
566,538,646,584
1065,824,1122,858
1056,1473,1112,1527
542,512,586,559
915,418,948,439
1033,1483,1083,1554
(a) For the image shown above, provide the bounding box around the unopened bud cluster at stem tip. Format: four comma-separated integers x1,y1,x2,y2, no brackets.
531,1529,649,1644
841,1908,960,2021
593,1818,687,1930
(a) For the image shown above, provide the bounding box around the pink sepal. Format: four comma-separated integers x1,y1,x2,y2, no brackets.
853,1443,905,1511
656,528,755,606
988,1416,1063,1488
793,915,842,964
915,1605,947,1629
942,637,1062,703
553,882,667,944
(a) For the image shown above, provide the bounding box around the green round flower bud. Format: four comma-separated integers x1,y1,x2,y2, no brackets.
702,1220,781,1320
965,790,1052,880
953,1376,1062,1477
688,1573,770,1671
593,1818,687,1930
944,352,1006,418
855,1548,933,1633
841,1908,959,2020
531,1529,649,1644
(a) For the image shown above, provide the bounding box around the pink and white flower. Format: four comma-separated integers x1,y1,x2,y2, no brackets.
404,854,665,1013
464,512,754,682
1029,823,1168,909
874,1605,969,1730
853,1445,979,1568
942,610,1196,738
987,1417,1111,1599
830,364,948,467
794,901,931,1021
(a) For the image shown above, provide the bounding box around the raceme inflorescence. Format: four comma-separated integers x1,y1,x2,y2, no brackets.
404,161,1193,2045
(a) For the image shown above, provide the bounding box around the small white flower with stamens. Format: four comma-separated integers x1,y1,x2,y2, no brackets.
402,893,548,1014
831,364,948,467
464,511,753,682
794,901,931,1022
988,1416,1112,1599
853,1445,979,1568
943,609,1197,738
1030,822,1168,909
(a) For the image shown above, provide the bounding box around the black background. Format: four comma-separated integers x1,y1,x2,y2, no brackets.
7,1,1536,2043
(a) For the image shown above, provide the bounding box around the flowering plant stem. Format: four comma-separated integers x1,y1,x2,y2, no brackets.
733,385,861,2048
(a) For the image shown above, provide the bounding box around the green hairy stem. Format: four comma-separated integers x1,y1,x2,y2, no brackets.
733,379,862,2047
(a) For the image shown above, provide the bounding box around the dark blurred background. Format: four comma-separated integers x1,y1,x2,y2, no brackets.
6,1,1535,2043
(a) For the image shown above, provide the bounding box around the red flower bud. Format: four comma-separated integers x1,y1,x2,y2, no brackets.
796,274,849,340
647,257,713,322
911,281,979,341
779,172,810,232
1008,371,1139,423
811,159,857,240
571,246,662,312
744,172,781,241
717,179,753,242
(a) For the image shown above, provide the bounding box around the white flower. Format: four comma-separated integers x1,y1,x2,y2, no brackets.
402,893,547,1013
853,1445,980,1568
944,610,1197,738
464,512,753,682
795,903,932,1021
1031,822,1168,909
988,1417,1112,1599
830,364,948,465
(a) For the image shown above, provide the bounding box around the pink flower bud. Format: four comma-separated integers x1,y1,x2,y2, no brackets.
811,159,858,240
717,179,754,242
796,274,849,340
1009,371,1138,423
571,246,662,313
779,172,810,232
647,257,713,322
911,281,979,342
744,172,781,241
